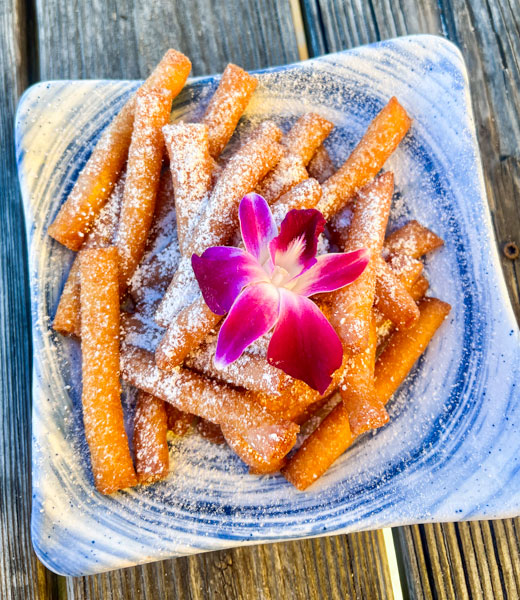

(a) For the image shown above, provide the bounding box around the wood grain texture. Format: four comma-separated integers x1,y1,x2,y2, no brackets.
302,1,520,598
66,533,393,600
301,0,443,55
35,0,300,79
0,0,59,599
395,520,520,599
440,0,520,321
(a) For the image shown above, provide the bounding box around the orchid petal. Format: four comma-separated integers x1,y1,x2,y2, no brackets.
267,289,343,394
290,248,370,296
269,209,325,278
239,193,277,263
215,282,280,367
192,247,268,315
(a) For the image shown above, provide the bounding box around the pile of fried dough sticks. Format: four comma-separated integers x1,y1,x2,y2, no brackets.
48,49,450,493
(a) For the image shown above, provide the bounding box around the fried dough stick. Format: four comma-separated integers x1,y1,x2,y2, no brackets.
374,256,420,328
201,63,258,158
80,247,137,494
384,220,444,258
133,391,169,484
155,296,221,370
282,297,451,490
117,89,175,291
328,172,394,353
385,253,424,288
222,426,288,474
53,175,125,336
317,97,411,220
375,274,430,346
409,275,430,301
163,123,212,256
127,168,178,307
374,298,451,401
48,50,191,250
340,315,388,436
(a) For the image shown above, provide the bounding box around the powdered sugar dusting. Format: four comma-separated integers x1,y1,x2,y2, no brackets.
120,345,297,461
130,240,181,311
85,173,125,248
186,330,291,396
154,255,200,326
256,153,308,204
163,123,212,255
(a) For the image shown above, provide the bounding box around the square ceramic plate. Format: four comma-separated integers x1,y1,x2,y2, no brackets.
16,35,520,577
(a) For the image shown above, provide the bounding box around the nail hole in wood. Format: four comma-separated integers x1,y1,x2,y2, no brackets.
503,242,519,260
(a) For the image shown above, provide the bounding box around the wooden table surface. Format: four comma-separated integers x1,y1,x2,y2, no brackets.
1,1,519,598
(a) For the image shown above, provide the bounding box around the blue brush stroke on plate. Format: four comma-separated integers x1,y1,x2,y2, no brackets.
15,35,520,576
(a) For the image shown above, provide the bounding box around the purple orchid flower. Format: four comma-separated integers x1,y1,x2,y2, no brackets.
191,193,369,394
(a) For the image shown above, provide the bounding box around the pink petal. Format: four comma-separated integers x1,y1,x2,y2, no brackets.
267,289,343,394
192,247,268,315
290,248,370,296
239,193,277,263
215,282,280,367
269,209,325,278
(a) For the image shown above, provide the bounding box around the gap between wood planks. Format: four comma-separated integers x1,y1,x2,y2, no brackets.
289,0,310,60
384,528,405,600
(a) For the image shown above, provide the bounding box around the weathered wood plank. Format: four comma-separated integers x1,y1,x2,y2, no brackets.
302,1,520,599
67,533,394,600
35,0,301,79
32,2,395,599
396,520,520,598
393,525,434,600
300,0,443,56
0,0,60,599
440,0,520,321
